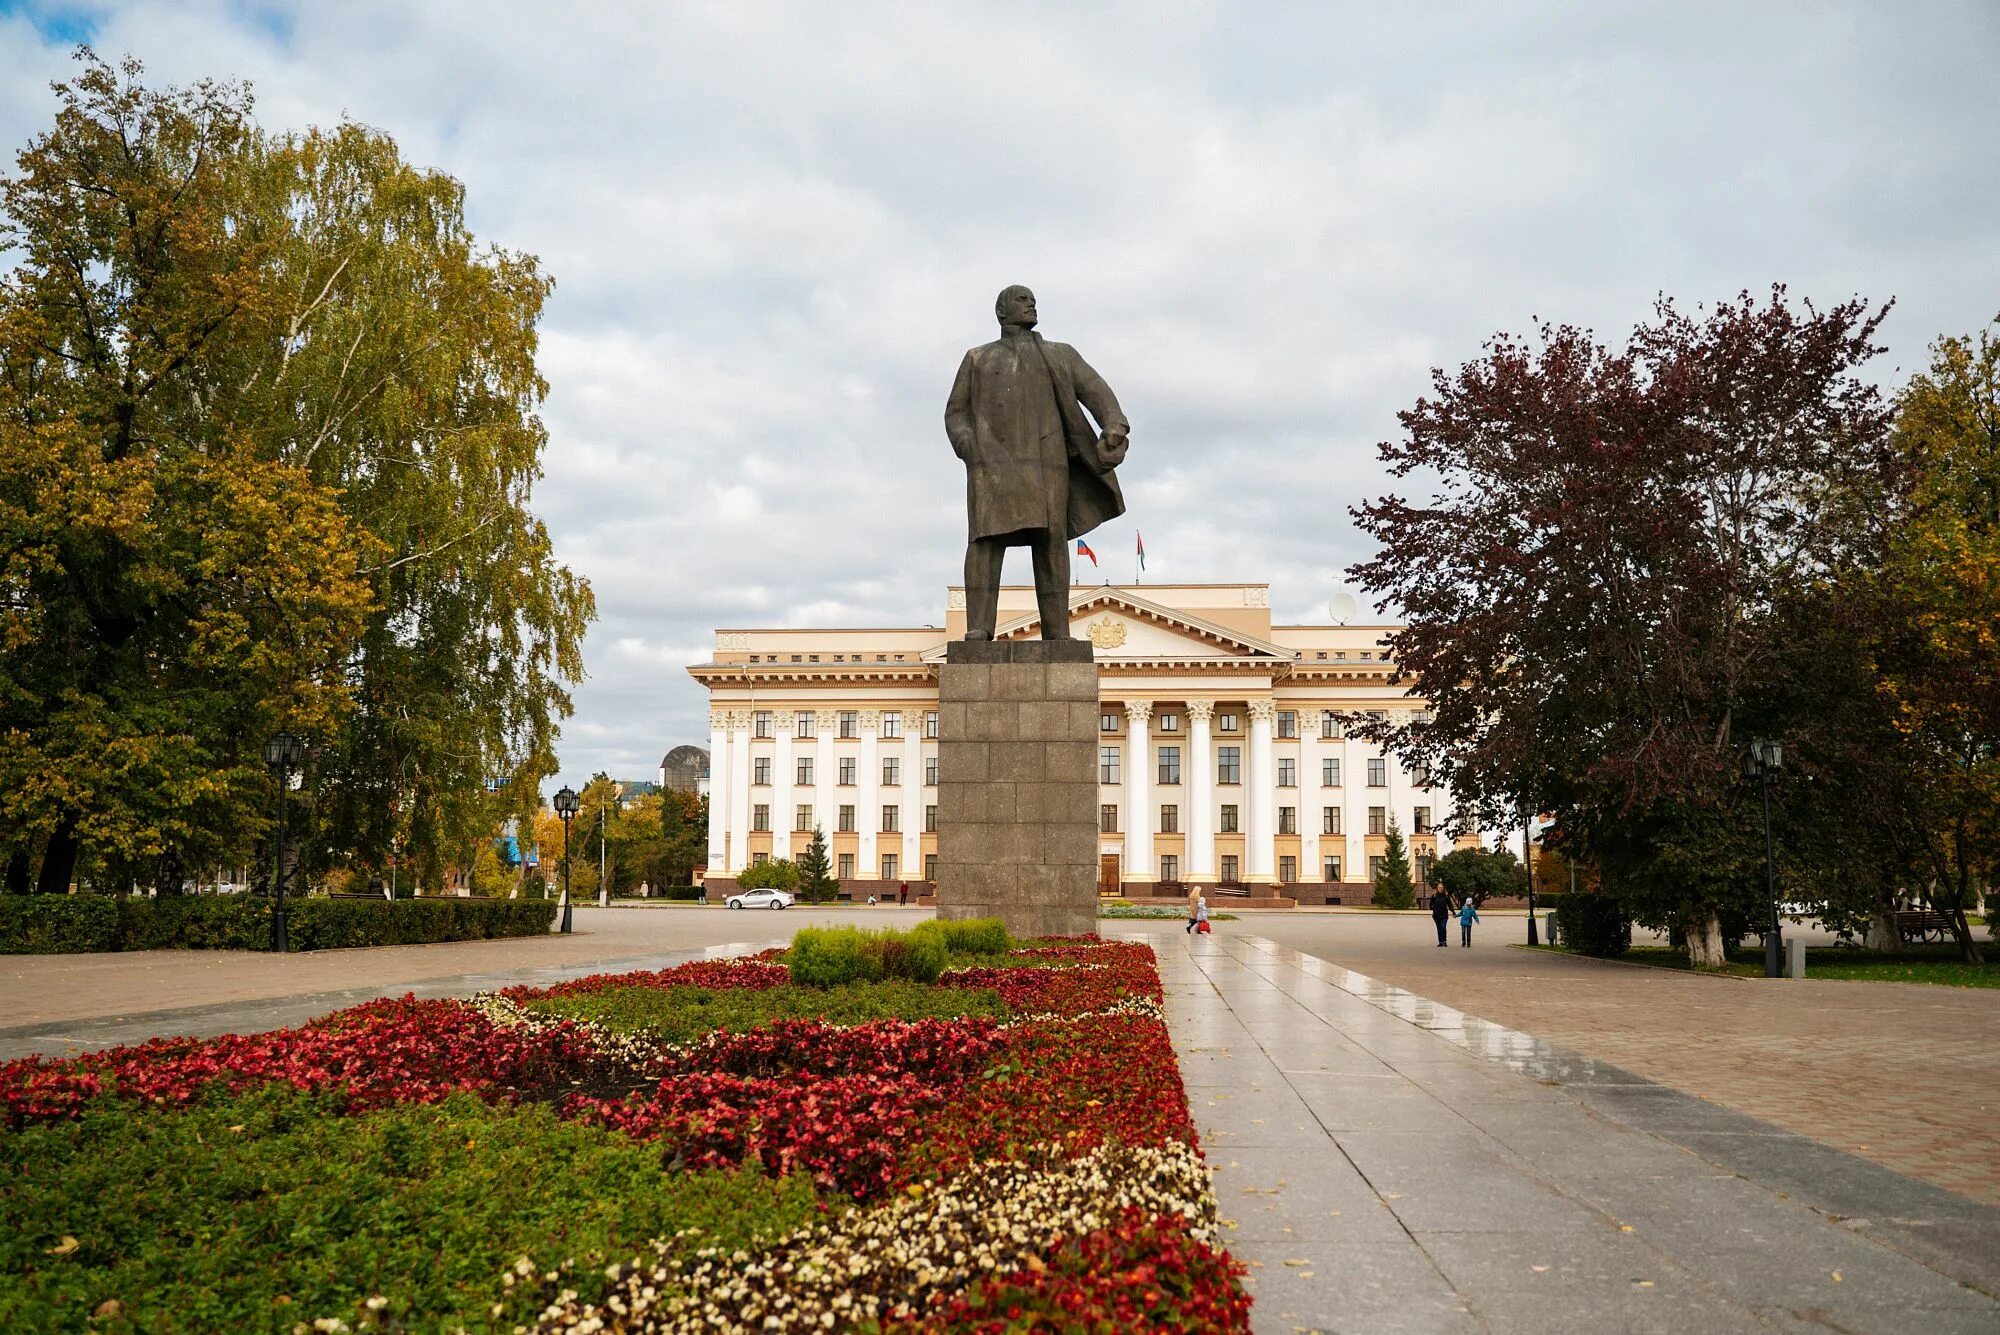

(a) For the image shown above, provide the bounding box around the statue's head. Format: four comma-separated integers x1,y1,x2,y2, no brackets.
995,284,1038,330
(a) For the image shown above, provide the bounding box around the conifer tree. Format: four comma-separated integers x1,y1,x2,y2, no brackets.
796,826,837,904
1372,819,1417,908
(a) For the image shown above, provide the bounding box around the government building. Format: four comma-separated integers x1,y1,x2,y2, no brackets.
688,583,1484,904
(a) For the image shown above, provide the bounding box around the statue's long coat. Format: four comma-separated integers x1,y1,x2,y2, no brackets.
944,330,1128,542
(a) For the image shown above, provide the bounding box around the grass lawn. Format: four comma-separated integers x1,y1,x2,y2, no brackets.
1529,942,1999,987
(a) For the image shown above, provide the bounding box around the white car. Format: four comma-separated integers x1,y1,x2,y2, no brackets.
726,887,794,910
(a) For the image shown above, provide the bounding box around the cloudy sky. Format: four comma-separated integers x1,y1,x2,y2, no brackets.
3,1,1997,794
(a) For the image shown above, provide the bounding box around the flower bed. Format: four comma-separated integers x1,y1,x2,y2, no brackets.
0,930,1249,1332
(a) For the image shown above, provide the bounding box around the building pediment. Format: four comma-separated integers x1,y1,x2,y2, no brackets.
992,588,1297,663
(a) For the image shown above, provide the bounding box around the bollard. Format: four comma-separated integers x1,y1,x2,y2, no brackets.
1785,935,1805,980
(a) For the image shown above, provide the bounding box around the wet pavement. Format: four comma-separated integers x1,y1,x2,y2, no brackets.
1142,930,2000,1335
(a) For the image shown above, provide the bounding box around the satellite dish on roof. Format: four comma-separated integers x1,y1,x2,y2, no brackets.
1329,591,1359,625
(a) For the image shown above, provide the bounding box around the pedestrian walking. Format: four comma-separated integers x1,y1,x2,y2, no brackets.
1429,886,1451,947
1458,896,1480,947
1194,894,1212,935
1185,883,1201,933
1186,890,1208,934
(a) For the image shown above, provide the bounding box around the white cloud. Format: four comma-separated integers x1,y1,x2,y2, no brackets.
4,0,1996,794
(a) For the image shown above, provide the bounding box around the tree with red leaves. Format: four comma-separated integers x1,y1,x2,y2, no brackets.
1350,288,1902,966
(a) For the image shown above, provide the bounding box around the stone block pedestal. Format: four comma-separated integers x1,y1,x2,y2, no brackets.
935,639,1098,938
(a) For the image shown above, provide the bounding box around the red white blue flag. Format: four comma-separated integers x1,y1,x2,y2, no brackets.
1075,538,1098,568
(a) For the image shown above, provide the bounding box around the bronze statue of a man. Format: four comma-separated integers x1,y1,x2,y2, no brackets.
945,285,1130,640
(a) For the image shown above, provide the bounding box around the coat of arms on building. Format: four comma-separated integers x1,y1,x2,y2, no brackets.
1087,615,1127,649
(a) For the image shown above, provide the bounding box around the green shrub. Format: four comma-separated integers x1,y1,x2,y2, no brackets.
0,1087,822,1334
913,917,1011,957
787,924,951,986
0,895,555,954
735,859,800,891
527,980,1009,1041
1554,892,1633,957
658,885,704,901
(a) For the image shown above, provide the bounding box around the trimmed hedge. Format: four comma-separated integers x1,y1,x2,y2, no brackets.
789,924,948,986
1553,892,1633,958
0,895,556,954
914,917,1012,957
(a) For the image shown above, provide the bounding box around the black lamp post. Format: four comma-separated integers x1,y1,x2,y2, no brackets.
1742,738,1784,978
552,785,579,934
262,731,304,953
1523,809,1539,946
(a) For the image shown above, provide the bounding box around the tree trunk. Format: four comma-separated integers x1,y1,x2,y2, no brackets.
1864,910,1903,954
1946,907,1985,966
4,849,29,896
35,818,80,895
1684,907,1728,968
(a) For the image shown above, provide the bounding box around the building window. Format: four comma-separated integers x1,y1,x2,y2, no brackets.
1324,855,1343,881
1158,746,1181,785
752,851,769,866
839,757,856,786
1368,806,1386,835
1221,854,1240,883
795,804,813,832
924,755,939,786
925,803,937,833
751,804,769,832
796,757,814,786
1158,712,1180,732
1159,854,1180,882
924,854,938,881
754,710,773,739
1280,855,1297,883
1322,758,1341,787
1220,804,1239,834
882,805,899,833
881,854,898,880
1100,747,1120,784
1101,712,1120,733
881,712,901,739
1277,710,1297,739
1278,757,1296,787
796,712,815,739
925,710,939,738
1322,806,1342,835
1160,804,1179,834
1218,712,1239,732
839,710,858,739
1417,853,1434,884
1370,855,1386,882
1321,711,1343,740
1279,806,1297,835
1367,758,1386,787
883,757,900,786
838,804,856,833
1217,747,1241,784
1101,804,1119,834
1412,764,1433,788
838,853,854,879
752,757,770,786
1414,806,1432,834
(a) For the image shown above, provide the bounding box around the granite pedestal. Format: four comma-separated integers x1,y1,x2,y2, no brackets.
935,639,1099,938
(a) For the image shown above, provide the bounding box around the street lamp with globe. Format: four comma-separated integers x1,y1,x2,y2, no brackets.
552,785,579,934
262,731,305,953
1741,738,1784,978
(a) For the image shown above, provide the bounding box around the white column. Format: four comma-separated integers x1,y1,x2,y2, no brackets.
1186,700,1215,880
1123,701,1153,880
770,711,794,860
1246,700,1277,883
1299,708,1321,882
814,711,835,847
858,710,880,880
1345,729,1365,884
728,709,752,874
706,710,729,873
901,726,923,880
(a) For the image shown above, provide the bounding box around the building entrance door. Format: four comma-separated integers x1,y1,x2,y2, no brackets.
1099,854,1121,896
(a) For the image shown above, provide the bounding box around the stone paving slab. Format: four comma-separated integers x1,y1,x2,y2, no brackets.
1137,930,2000,1334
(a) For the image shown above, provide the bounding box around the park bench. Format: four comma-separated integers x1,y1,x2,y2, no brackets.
1894,909,1954,944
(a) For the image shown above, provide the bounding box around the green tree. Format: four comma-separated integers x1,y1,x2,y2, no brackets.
0,53,376,896
1431,846,1526,905
796,826,837,904
656,789,708,890
1372,820,1416,908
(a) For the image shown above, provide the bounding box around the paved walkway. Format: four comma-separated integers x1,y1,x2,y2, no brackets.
1147,930,2000,1334
1203,912,2000,1209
